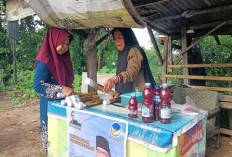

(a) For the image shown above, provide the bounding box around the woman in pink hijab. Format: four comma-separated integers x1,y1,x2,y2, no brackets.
33,27,74,150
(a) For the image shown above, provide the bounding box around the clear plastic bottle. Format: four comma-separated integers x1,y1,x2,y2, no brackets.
128,93,138,118
136,87,142,118
159,83,171,124
142,83,154,123
153,85,161,121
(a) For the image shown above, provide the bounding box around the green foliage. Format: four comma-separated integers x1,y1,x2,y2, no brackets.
98,66,116,74
199,35,232,129
97,29,118,70
8,70,38,104
70,34,86,75
17,16,48,71
144,48,163,85
200,35,232,95
72,74,82,92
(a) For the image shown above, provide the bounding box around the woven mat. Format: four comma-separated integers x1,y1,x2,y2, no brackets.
172,88,218,131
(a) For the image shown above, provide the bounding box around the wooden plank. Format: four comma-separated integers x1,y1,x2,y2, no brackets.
167,20,232,34
174,21,226,65
163,74,232,81
133,0,168,8
147,27,163,65
220,128,232,136
219,95,232,102
220,102,232,109
191,86,232,92
169,63,232,68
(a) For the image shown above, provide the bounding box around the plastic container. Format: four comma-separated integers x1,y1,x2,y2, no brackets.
128,93,138,118
159,83,171,124
121,92,143,107
153,85,161,121
142,83,154,123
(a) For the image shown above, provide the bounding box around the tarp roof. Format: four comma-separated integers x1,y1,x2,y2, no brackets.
131,0,232,38
6,0,232,39
6,0,145,29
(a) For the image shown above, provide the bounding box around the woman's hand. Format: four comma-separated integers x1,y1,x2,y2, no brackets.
103,76,118,93
62,86,75,96
112,92,120,99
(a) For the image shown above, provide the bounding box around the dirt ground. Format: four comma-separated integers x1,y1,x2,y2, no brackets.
0,92,232,157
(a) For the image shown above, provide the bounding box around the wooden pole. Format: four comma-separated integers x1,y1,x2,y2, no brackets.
174,21,226,65
163,38,168,83
147,27,163,65
181,22,189,85
228,67,232,130
84,28,101,93
168,36,172,73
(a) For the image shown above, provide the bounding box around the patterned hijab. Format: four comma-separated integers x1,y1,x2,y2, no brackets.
35,27,74,87
112,28,155,94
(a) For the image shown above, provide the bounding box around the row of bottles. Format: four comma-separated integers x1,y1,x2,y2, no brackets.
127,83,171,124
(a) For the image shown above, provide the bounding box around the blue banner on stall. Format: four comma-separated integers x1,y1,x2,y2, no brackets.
67,108,128,157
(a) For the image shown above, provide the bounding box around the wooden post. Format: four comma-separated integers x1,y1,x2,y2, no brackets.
147,27,163,65
229,67,232,95
174,21,226,65
168,36,172,72
228,67,232,130
84,28,101,93
163,38,168,83
181,23,189,85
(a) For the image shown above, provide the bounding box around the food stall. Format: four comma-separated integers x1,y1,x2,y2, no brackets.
47,97,207,157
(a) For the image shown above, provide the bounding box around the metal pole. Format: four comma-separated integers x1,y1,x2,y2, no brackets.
12,39,17,84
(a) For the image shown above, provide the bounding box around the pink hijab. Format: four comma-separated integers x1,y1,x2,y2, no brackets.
35,27,74,87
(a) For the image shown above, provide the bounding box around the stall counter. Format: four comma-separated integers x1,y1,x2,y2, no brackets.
47,100,207,157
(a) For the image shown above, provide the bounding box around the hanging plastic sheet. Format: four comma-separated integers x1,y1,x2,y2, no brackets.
6,0,145,29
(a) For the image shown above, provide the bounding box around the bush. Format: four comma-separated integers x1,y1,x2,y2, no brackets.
10,70,38,104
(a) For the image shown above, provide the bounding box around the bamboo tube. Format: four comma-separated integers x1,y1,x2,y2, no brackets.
85,99,103,106
85,78,115,96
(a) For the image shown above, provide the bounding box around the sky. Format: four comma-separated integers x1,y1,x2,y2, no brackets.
132,28,152,49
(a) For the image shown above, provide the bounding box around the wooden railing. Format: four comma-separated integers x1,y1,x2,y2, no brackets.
165,63,232,92
166,63,232,136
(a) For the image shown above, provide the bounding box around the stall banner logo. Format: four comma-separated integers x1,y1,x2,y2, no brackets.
180,120,203,156
111,122,122,137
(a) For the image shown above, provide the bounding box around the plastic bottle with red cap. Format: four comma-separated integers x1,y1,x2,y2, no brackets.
128,93,138,118
159,83,171,124
153,85,161,121
142,83,154,123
